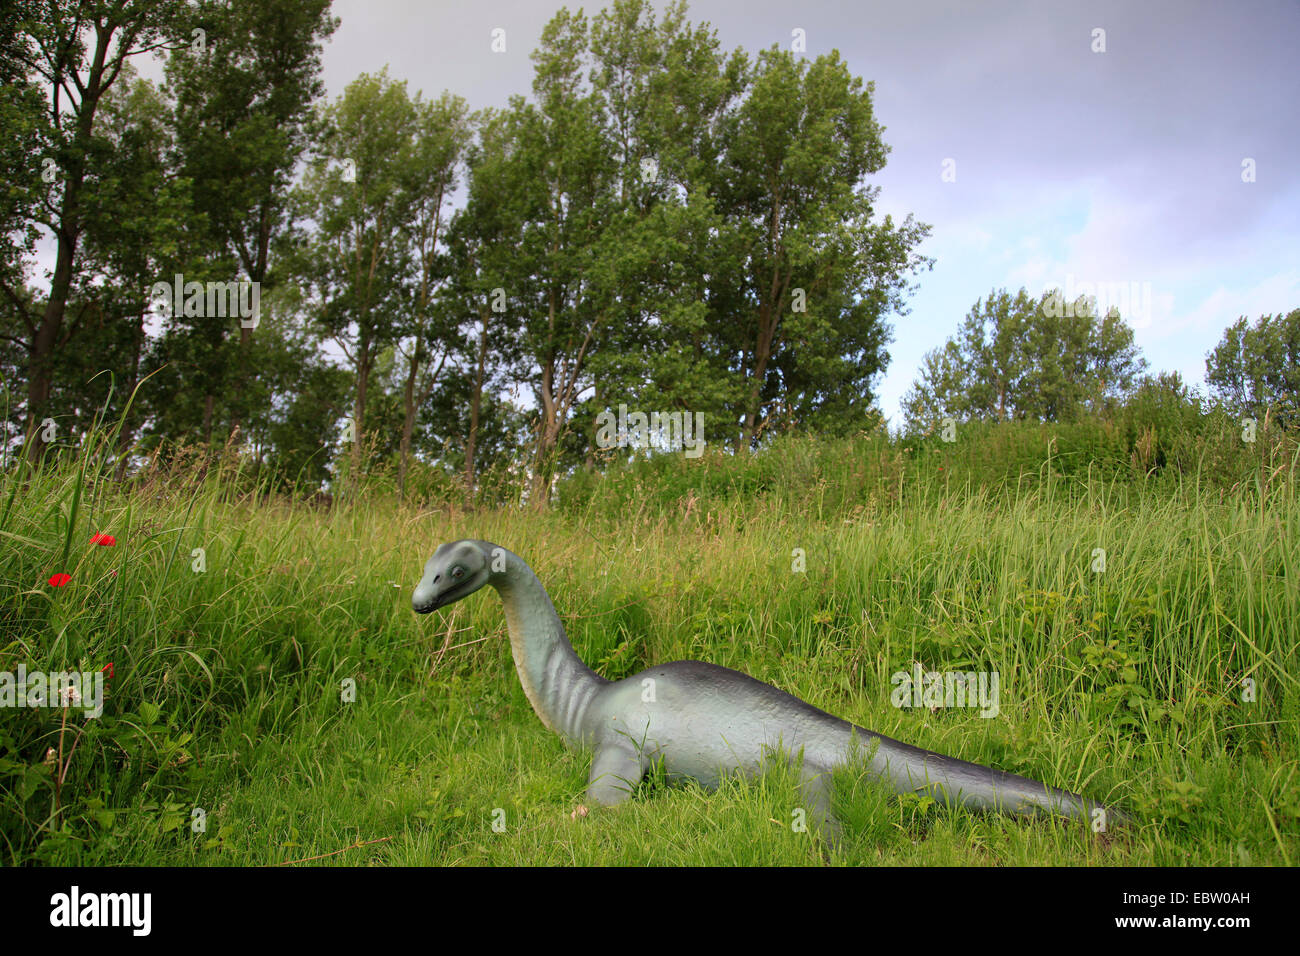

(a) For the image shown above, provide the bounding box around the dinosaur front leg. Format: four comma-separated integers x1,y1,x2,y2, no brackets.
798,762,845,851
586,741,645,805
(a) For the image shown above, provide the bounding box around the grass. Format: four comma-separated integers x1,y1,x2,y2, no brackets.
1,421,1297,866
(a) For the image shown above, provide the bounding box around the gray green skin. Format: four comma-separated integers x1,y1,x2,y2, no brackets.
414,539,1129,837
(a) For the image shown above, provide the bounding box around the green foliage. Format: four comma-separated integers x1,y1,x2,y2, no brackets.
558,406,1298,523
0,404,1297,866
0,2,48,282
721,46,931,444
902,287,1147,432
1206,308,1300,427
3,0,195,457
2,0,1294,538
156,0,337,448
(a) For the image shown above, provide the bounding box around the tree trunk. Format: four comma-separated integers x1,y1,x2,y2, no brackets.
531,281,561,510
202,393,216,444
742,193,787,448
24,22,114,461
231,205,272,437
24,300,63,461
113,309,148,482
742,304,777,447
25,181,81,461
351,346,369,497
584,380,602,471
231,323,254,436
531,358,558,510
465,309,489,505
398,339,422,498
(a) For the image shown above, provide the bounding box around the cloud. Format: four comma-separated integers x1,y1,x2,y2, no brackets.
1164,271,1300,340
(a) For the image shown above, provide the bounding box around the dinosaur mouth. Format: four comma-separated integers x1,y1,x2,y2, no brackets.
413,593,447,614
414,580,470,614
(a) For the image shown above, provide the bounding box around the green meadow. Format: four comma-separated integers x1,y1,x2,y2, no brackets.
1,419,1297,866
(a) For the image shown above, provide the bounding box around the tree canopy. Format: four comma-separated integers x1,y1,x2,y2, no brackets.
2,0,1291,503
901,287,1147,432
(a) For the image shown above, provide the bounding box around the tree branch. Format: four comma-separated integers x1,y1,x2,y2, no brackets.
417,345,449,404
332,333,356,365
57,297,99,348
0,276,38,335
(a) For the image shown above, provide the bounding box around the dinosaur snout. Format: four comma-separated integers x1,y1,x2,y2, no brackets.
412,580,440,613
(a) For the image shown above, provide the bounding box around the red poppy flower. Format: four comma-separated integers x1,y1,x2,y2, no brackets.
48,573,71,587
91,533,116,546
102,662,114,679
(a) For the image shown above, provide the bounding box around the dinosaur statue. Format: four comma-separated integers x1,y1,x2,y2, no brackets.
413,539,1127,839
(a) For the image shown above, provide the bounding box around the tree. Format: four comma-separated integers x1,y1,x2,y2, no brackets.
74,68,189,475
391,92,470,497
1205,309,1300,427
5,0,191,460
901,287,1147,432
487,10,619,506
0,1,47,354
164,0,337,439
442,110,527,503
460,0,931,494
581,0,748,455
291,70,419,495
718,46,930,446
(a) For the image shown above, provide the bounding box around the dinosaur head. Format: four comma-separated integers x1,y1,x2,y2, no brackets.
412,539,496,613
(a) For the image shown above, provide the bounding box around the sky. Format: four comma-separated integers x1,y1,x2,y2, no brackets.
84,0,1300,427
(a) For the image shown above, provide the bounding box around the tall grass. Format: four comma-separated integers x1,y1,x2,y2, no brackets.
0,415,1296,865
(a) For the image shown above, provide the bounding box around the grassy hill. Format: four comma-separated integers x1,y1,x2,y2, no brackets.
1,417,1296,865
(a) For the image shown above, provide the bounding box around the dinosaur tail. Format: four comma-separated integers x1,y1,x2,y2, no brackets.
846,726,1130,827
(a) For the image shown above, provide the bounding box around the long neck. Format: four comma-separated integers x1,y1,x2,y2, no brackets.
491,548,607,744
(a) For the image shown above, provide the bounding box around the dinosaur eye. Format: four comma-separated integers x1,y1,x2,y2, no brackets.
451,567,464,579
